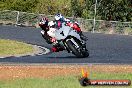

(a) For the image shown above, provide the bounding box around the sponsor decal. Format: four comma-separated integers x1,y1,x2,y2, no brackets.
79,68,131,86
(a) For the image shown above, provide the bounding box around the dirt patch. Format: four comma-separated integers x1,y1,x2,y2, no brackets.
0,64,132,80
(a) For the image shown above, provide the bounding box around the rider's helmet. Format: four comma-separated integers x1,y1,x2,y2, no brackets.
54,13,64,21
39,17,49,26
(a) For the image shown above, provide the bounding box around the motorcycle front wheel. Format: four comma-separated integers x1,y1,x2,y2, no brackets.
65,39,89,58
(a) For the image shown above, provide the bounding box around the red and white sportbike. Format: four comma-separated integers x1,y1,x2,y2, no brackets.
40,20,89,58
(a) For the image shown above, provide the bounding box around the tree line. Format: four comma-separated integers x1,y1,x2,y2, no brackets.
0,0,131,21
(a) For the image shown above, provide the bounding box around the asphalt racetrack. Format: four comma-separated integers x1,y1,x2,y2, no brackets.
0,26,132,64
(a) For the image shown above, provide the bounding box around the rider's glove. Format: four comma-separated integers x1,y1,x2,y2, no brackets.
50,37,57,43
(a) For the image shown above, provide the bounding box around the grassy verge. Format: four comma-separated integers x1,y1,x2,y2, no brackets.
0,72,131,88
0,39,34,56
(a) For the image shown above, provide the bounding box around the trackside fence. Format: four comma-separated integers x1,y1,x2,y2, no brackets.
0,10,132,35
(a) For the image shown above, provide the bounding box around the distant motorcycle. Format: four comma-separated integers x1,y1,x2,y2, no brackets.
40,21,89,58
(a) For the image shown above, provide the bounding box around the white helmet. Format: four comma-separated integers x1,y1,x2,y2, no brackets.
55,13,63,21
39,17,48,25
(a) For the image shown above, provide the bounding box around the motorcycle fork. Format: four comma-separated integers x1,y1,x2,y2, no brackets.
63,41,71,53
69,38,80,49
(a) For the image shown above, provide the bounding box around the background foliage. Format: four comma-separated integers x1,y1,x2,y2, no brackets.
0,0,131,21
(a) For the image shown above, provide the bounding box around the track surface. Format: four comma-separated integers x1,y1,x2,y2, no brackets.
0,26,132,64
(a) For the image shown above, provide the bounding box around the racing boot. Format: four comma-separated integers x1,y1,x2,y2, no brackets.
51,44,64,52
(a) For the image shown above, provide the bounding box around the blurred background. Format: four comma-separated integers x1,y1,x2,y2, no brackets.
0,0,131,34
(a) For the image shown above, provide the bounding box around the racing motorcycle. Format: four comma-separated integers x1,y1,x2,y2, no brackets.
40,21,89,58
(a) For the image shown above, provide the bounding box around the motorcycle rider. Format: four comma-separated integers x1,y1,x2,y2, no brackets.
39,17,64,52
39,17,53,44
47,20,65,52
39,14,87,52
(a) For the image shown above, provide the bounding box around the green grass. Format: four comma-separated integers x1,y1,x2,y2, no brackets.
0,39,34,56
0,72,131,88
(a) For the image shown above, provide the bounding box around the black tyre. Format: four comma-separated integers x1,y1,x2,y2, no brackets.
82,50,89,57
71,37,89,57
66,39,85,58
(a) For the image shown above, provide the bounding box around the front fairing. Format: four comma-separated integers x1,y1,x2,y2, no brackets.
54,23,70,40
54,23,81,41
